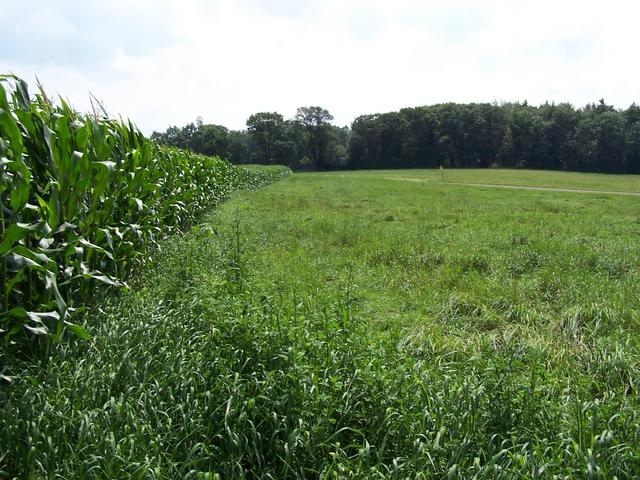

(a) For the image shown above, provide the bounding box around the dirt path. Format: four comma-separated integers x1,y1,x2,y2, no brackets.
382,176,640,196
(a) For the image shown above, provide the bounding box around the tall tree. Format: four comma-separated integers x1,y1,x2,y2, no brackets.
246,112,287,164
192,124,230,157
227,130,250,164
296,106,336,169
399,107,440,168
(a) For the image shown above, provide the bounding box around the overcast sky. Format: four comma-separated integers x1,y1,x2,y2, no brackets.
1,0,638,133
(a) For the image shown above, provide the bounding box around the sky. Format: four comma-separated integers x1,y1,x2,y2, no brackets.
1,0,639,134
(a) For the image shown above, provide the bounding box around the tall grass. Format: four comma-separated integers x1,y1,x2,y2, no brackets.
0,75,289,352
1,210,637,478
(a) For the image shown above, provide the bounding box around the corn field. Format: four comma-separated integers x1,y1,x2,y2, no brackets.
0,75,289,349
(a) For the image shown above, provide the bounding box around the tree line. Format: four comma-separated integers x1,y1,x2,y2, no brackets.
151,107,349,170
152,100,640,173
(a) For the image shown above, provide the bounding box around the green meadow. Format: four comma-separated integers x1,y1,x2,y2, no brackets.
344,168,640,192
2,169,639,478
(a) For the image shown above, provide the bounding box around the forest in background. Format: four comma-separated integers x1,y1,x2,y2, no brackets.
152,100,640,174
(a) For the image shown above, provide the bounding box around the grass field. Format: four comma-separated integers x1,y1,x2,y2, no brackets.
2,169,639,478
345,168,640,193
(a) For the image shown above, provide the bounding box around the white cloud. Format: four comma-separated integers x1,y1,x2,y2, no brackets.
1,0,639,134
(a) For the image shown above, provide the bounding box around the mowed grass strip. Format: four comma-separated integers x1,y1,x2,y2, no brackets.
337,168,640,193
1,169,639,478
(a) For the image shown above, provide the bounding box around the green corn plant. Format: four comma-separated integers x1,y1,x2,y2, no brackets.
0,74,290,352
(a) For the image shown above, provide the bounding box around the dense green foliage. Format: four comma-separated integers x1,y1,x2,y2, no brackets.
152,107,350,170
154,100,640,174
2,170,638,478
0,75,290,351
150,119,250,164
349,101,640,173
